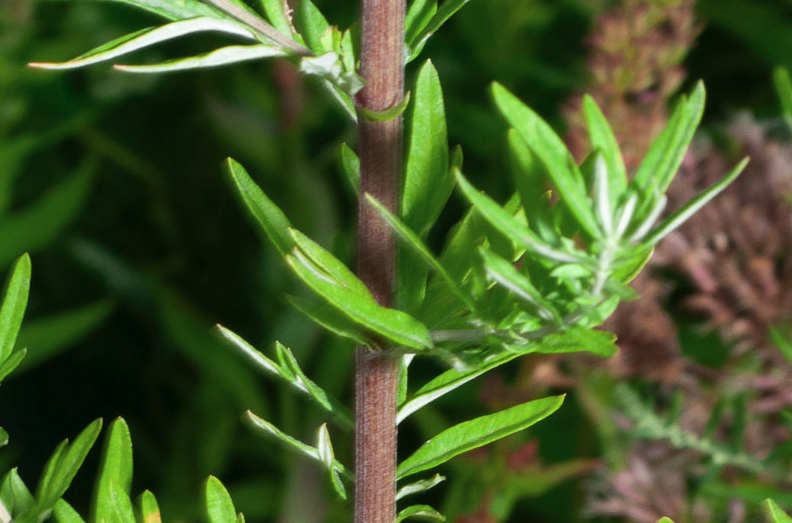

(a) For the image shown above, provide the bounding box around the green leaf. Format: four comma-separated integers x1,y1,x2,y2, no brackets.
367,195,473,311
774,67,792,123
289,229,370,298
479,248,562,324
582,95,627,199
629,83,705,222
294,0,330,54
764,499,792,523
225,158,294,256
656,518,676,523
257,0,295,36
39,419,103,509
215,326,354,429
287,295,370,347
95,0,226,21
0,349,26,383
396,474,445,501
137,491,161,523
403,60,451,236
114,44,286,73
397,353,519,423
455,169,580,264
405,0,437,47
640,157,747,246
397,504,445,522
54,499,87,523
286,248,433,350
316,425,347,499
205,477,237,523
531,327,618,357
1,468,35,516
102,481,135,523
339,143,360,196
93,418,133,523
507,129,557,243
29,18,256,70
408,0,472,62
396,395,564,479
491,82,599,239
0,163,94,267
0,254,31,364
245,412,352,480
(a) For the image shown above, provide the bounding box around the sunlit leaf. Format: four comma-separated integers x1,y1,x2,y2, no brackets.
205,476,237,523
764,499,792,523
408,0,472,62
137,491,161,523
397,504,445,522
294,0,330,54
114,44,286,73
405,0,437,47
53,499,86,523
396,474,445,501
93,418,133,523
582,95,627,199
0,254,31,364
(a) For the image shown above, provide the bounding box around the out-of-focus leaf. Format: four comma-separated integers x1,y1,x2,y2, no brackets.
93,418,133,523
15,300,114,373
0,349,26,383
114,44,286,73
0,468,34,517
408,0,472,62
316,424,346,499
774,67,792,123
294,0,329,54
396,395,564,478
29,18,255,70
764,499,792,523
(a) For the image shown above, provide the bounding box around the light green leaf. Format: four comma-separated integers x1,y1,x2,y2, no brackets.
582,95,627,199
316,425,346,499
396,474,445,501
339,144,360,196
205,477,236,523
29,18,255,70
479,248,562,324
215,326,354,429
257,0,295,36
95,0,225,21
289,229,370,298
39,419,103,509
0,349,27,383
408,0,472,62
630,83,705,222
531,327,618,358
405,0,437,47
0,164,93,267
397,352,518,423
397,504,445,522
294,0,330,54
93,418,133,523
656,518,676,523
137,491,161,523
0,428,7,447
403,60,451,236
114,44,286,73
245,412,352,480
15,300,114,374
396,395,564,479
53,499,86,523
225,158,294,256
0,468,34,516
764,499,792,523
0,254,31,364
103,481,135,523
286,250,433,350
455,169,581,264
640,157,747,246
491,82,600,239
367,195,473,311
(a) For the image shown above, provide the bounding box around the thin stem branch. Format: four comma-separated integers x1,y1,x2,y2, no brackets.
354,0,405,522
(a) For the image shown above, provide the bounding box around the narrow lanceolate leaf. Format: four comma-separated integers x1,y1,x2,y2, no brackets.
294,0,330,54
137,491,162,523
105,482,136,523
286,250,433,350
397,352,520,424
395,474,445,501
38,419,103,508
491,82,600,239
655,518,676,523
0,254,31,363
245,412,353,480
397,505,445,522
316,425,347,499
114,44,286,73
582,95,627,199
764,499,792,523
408,0,472,62
53,499,86,523
93,418,133,523
640,157,747,247
403,60,451,236
29,18,255,70
630,82,705,221
339,143,360,196
1,468,34,516
367,195,473,310
531,327,618,358
225,158,294,256
205,476,236,523
94,0,224,21
591,154,613,237
396,395,565,479
479,248,562,324
405,0,437,47
455,170,581,264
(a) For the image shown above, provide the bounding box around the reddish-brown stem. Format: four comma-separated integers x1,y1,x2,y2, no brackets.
354,0,405,521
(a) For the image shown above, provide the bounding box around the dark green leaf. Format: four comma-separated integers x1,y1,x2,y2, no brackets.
405,0,437,47
0,349,26,383
491,82,599,239
94,418,133,523
339,143,360,196
294,0,330,54
396,395,564,478
287,295,370,347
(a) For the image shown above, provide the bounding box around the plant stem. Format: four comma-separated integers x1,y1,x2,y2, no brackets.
355,0,405,521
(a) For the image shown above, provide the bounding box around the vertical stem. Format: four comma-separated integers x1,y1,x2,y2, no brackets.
355,0,405,522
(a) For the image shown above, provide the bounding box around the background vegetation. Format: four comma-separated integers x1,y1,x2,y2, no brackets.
2,0,792,521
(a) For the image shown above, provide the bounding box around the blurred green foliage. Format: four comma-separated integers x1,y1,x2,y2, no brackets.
0,0,789,522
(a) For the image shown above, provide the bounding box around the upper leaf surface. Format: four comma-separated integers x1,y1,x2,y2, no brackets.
0,254,31,364
93,418,133,523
